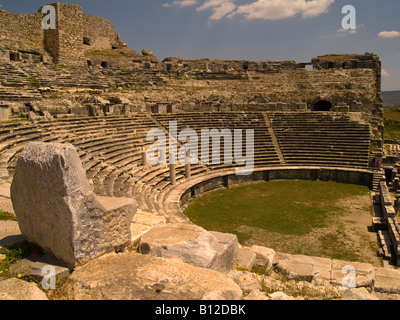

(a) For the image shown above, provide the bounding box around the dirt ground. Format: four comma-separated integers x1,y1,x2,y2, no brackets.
238,192,382,267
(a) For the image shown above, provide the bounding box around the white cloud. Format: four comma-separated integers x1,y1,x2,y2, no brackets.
163,0,197,8
197,0,231,11
378,31,400,39
164,0,335,25
321,23,364,39
382,69,390,77
197,0,236,24
231,0,334,21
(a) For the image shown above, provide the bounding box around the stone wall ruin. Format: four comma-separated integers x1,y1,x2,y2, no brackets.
0,3,382,115
0,3,127,66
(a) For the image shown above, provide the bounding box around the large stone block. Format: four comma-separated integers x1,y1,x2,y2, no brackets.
234,247,256,270
374,267,400,294
330,260,375,288
274,254,332,282
138,223,237,273
250,245,276,268
65,251,242,300
9,254,71,282
130,210,167,246
0,278,48,300
10,142,136,267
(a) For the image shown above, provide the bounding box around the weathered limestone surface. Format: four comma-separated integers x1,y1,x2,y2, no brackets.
130,210,167,246
274,254,332,282
331,259,375,288
138,223,237,273
272,252,378,289
342,287,379,300
243,289,269,300
10,142,137,267
374,268,400,294
0,278,48,300
9,254,70,282
227,270,263,292
250,245,276,268
64,251,242,300
269,292,298,301
0,220,25,250
235,247,256,270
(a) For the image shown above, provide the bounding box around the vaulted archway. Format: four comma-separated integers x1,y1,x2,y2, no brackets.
312,100,332,112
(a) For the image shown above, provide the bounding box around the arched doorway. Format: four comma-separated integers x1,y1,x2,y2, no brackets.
312,100,332,111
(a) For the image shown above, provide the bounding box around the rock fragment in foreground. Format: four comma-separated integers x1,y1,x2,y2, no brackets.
11,142,137,267
64,251,242,300
138,223,238,273
274,254,332,282
0,278,48,300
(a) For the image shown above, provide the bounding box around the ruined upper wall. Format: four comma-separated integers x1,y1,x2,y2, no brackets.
82,14,125,51
162,57,307,73
0,3,383,117
0,3,127,66
44,3,84,65
312,53,382,100
312,54,381,70
0,9,44,52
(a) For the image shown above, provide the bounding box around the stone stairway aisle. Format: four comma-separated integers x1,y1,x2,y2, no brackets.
262,112,286,165
371,171,396,268
372,170,384,192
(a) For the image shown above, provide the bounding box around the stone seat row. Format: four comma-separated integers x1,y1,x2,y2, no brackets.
0,87,42,101
0,112,372,213
268,112,370,168
277,142,370,153
3,61,165,91
0,115,156,173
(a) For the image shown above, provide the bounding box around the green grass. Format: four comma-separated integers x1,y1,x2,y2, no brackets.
383,106,400,140
184,180,377,263
185,180,368,240
0,211,17,221
0,241,42,278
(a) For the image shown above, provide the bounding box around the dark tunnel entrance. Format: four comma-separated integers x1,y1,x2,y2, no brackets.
312,100,332,111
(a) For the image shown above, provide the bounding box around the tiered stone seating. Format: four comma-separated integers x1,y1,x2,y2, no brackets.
54,115,159,200
153,112,281,171
19,62,111,89
0,61,166,93
0,61,29,87
0,62,42,101
268,112,371,168
0,111,373,216
0,114,201,214
103,69,166,89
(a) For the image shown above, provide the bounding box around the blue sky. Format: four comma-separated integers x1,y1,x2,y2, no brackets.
1,0,399,90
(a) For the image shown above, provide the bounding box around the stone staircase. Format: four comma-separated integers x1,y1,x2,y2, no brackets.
262,112,286,164
372,171,384,192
